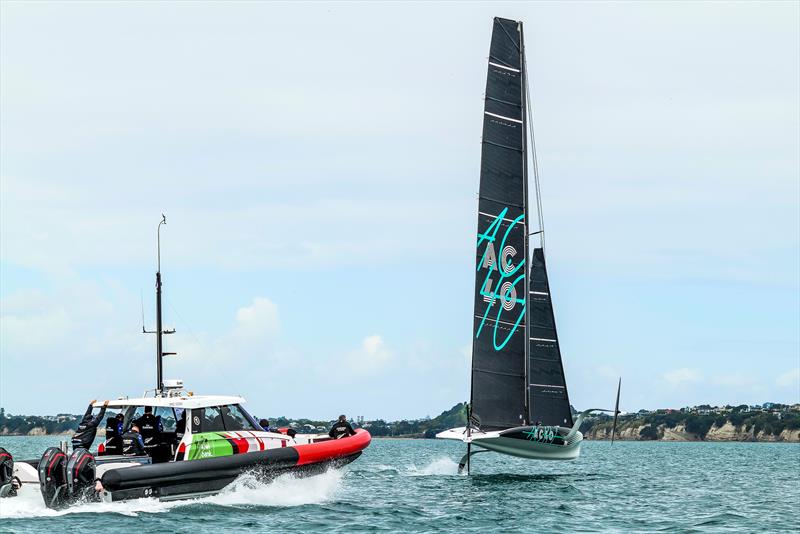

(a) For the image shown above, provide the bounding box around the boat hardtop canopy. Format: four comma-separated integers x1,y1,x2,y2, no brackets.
92,395,246,410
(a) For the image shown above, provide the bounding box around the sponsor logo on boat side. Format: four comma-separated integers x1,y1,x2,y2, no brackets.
522,426,561,445
476,207,526,350
187,433,233,460
187,432,265,460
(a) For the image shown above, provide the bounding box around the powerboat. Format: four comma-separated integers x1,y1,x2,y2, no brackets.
1,216,370,508
7,390,369,508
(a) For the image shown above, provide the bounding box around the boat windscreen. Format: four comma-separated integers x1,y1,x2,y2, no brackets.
192,405,260,433
154,406,177,432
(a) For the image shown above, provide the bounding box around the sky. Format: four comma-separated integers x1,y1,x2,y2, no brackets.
1,1,798,419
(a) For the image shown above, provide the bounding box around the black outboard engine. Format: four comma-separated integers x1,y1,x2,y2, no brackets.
38,447,98,509
38,447,69,508
102,416,123,455
66,448,97,503
0,447,19,498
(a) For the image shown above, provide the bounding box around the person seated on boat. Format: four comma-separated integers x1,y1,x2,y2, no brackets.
72,400,109,451
259,419,272,432
328,415,356,439
121,423,147,456
102,413,125,455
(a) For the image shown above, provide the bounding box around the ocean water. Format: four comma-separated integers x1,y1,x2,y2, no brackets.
0,436,798,533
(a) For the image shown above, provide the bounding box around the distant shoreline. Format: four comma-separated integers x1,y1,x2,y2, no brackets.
0,429,800,443
2,402,798,443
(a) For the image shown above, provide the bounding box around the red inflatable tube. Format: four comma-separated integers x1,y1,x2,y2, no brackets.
294,428,371,466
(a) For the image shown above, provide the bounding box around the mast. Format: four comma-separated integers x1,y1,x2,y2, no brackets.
156,215,165,393
144,214,175,395
520,20,531,426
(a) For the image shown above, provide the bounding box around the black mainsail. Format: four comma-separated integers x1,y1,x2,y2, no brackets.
471,17,528,431
470,17,572,432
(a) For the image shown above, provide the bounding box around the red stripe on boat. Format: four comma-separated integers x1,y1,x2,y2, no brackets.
230,436,249,454
294,429,371,466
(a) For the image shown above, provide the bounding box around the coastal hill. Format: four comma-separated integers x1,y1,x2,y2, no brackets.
1,403,798,442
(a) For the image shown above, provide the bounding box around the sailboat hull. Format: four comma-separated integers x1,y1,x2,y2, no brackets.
436,426,582,461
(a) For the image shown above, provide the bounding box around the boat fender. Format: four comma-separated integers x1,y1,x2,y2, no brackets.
0,447,20,498
38,447,69,509
66,448,98,503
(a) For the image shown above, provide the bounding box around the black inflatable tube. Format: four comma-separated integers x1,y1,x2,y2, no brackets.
102,446,300,491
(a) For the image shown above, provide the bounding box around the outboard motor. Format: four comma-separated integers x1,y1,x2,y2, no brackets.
0,447,19,498
66,448,97,503
38,447,69,509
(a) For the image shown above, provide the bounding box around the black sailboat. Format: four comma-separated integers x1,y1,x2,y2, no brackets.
437,17,618,470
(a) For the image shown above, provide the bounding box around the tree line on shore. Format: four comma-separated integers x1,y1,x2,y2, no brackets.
2,404,798,440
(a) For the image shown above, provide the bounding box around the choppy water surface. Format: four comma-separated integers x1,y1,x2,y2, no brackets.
1,436,798,532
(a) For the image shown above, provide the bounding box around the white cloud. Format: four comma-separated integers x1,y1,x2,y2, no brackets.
710,373,759,388
663,368,703,387
344,335,392,375
171,297,281,374
776,368,800,389
233,297,280,341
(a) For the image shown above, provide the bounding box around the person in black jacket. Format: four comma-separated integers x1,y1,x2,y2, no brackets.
72,400,108,450
102,413,125,455
328,415,356,439
134,407,163,448
121,424,146,456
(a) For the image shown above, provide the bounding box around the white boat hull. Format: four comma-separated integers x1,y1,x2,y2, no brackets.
436,425,583,461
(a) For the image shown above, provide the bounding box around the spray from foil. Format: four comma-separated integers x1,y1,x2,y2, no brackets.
406,457,461,476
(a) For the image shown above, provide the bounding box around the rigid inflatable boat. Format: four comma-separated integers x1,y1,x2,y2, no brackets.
7,392,371,509
2,217,371,509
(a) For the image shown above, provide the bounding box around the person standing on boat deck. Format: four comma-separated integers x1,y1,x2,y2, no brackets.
121,423,146,455
329,415,356,439
72,400,108,450
134,406,163,451
259,419,271,432
103,413,125,455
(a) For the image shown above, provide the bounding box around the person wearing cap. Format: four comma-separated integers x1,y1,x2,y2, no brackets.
328,415,356,439
72,400,109,451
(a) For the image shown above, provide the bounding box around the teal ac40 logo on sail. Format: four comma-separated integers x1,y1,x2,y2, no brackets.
476,207,526,351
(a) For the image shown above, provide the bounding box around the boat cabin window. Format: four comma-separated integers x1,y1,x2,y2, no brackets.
221,404,252,431
198,406,225,432
120,405,178,433
155,406,177,432
192,405,259,433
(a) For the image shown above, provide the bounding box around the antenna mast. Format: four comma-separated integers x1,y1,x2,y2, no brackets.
144,214,176,395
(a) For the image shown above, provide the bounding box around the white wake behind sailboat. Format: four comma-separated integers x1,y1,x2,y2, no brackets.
436,17,620,472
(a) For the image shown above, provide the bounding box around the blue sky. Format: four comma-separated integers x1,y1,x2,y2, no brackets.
1,2,798,418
